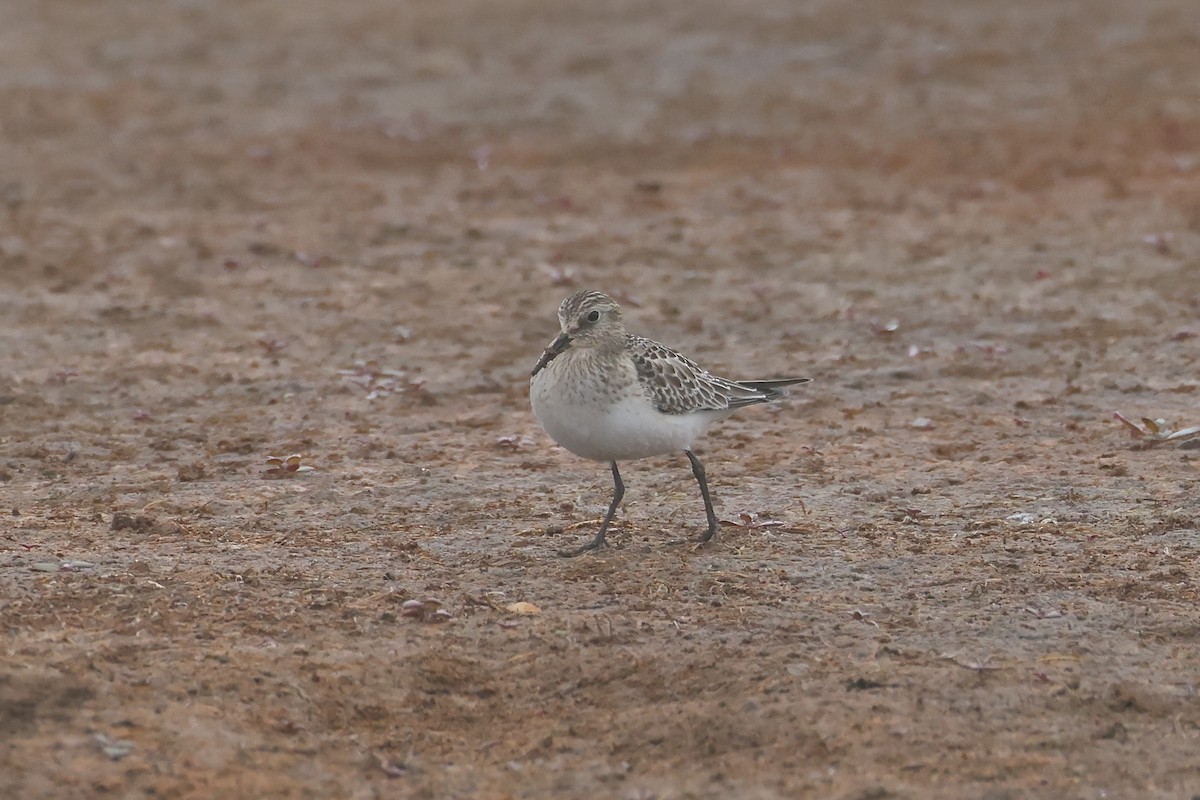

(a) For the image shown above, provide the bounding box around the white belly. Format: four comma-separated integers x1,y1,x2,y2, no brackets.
531,375,723,462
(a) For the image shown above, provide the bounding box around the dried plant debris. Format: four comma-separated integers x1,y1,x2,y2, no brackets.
31,560,96,573
719,511,805,532
1113,412,1200,448
505,601,541,615
265,454,315,477
400,598,452,623
338,360,422,400
92,732,135,761
375,753,408,778
494,434,534,451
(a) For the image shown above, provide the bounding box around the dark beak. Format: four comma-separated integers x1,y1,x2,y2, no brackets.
531,332,572,376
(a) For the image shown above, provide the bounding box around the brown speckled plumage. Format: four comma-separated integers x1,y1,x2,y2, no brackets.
528,289,811,556
625,335,797,414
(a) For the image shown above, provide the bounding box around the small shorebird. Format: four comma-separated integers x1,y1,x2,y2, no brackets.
529,290,810,557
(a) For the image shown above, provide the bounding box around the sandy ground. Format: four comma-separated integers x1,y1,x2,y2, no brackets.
3,1,1200,797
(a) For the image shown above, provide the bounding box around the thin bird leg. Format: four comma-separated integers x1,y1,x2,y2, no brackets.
560,461,624,557
685,450,719,544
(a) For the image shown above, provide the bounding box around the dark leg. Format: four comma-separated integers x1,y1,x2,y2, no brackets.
685,449,719,544
560,461,624,557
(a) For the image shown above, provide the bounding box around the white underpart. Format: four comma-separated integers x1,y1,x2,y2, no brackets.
531,384,731,462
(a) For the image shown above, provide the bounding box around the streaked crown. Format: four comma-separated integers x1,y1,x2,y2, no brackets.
557,290,618,325
554,289,626,349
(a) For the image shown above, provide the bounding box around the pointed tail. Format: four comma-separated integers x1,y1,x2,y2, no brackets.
739,378,811,391
731,377,811,405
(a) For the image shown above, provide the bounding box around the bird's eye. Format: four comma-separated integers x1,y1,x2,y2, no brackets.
585,310,601,323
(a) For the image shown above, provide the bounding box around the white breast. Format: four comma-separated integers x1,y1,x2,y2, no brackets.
530,365,725,463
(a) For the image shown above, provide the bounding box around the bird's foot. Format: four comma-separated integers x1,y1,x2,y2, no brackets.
558,538,608,558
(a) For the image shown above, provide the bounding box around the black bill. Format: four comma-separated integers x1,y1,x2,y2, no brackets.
531,332,572,376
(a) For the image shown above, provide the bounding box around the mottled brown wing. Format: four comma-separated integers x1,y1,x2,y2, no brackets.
627,336,768,414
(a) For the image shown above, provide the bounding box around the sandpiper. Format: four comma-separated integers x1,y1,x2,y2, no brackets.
529,289,809,556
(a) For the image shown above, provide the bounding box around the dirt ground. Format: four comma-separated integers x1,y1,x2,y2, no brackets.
3,1,1200,797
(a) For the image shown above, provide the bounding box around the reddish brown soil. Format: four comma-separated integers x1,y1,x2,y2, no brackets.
4,1,1200,797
